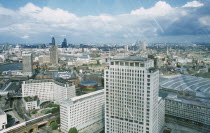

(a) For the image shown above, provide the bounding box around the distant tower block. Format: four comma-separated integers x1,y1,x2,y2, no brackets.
62,38,68,48
22,53,33,76
52,37,55,45
50,37,58,64
141,40,147,50
124,45,129,52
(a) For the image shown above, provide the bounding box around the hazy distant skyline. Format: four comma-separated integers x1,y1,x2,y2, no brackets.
0,0,209,44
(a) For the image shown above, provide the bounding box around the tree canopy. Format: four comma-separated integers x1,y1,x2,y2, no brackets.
68,127,78,133
50,122,58,130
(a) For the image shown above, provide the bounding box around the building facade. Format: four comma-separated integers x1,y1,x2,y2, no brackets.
22,79,75,104
22,96,40,111
158,97,165,133
105,57,162,133
0,108,7,130
22,53,33,76
165,95,210,126
60,90,104,133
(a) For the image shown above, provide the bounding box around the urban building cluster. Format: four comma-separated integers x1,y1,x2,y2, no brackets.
0,37,210,133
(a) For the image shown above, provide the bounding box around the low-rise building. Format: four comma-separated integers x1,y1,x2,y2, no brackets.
165,94,210,125
160,75,210,127
60,89,104,133
22,96,40,111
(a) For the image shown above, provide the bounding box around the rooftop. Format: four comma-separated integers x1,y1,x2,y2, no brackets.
25,78,72,87
24,96,39,102
160,75,210,98
113,56,149,62
79,81,98,86
62,89,104,105
160,75,210,107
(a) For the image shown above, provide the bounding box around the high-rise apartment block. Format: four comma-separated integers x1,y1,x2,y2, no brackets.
105,57,163,133
22,53,33,76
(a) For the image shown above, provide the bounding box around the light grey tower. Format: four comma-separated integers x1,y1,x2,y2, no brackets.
105,57,163,133
22,53,33,76
141,40,146,50
50,38,58,64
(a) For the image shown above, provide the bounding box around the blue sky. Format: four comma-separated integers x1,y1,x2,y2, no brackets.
0,0,194,16
0,0,209,44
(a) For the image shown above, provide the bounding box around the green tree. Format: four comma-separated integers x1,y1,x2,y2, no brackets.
50,122,58,130
31,110,38,114
68,127,78,133
56,117,60,124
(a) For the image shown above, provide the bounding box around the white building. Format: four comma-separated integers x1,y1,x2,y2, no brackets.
0,108,7,130
165,94,210,126
60,90,104,133
158,97,165,133
22,53,33,77
160,75,210,127
22,96,40,111
105,57,163,133
22,79,76,104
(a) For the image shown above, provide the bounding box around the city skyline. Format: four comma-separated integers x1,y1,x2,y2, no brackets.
0,0,209,44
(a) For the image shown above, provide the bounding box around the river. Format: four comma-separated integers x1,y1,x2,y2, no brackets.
0,63,22,71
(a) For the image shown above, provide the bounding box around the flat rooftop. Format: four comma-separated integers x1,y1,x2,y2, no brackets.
113,56,149,62
62,89,104,105
24,96,39,102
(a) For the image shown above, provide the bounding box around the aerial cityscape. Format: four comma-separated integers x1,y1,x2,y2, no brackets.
0,0,210,133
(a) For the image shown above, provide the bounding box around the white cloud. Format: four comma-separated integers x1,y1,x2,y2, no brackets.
21,35,29,39
183,1,204,8
0,1,209,43
131,1,173,16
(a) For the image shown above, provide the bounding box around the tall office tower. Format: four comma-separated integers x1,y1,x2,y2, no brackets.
22,53,33,76
50,38,58,64
52,37,55,45
105,57,161,133
141,40,147,50
62,38,68,48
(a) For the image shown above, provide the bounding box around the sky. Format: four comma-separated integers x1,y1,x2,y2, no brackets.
0,0,209,44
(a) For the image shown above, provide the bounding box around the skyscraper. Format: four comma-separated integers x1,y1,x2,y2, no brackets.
50,37,58,64
61,38,68,48
105,57,162,133
52,37,55,45
141,40,146,50
22,53,33,76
